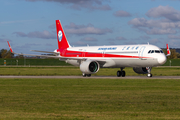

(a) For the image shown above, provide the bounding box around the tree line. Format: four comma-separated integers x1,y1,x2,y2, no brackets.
0,49,14,58
162,49,179,59
0,48,179,59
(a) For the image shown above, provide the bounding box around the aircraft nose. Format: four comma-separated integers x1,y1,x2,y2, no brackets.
158,54,167,65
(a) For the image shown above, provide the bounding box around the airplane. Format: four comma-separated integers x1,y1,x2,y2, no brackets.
7,20,171,77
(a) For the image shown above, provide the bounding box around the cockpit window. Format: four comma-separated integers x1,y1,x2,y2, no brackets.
151,50,154,53
155,50,160,53
148,50,164,54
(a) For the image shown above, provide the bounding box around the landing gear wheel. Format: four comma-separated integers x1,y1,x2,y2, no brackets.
82,73,91,77
146,67,152,77
82,73,86,77
122,71,126,77
117,71,122,77
147,73,152,77
117,68,126,77
87,74,91,77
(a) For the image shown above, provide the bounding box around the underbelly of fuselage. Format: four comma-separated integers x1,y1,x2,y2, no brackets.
65,58,159,68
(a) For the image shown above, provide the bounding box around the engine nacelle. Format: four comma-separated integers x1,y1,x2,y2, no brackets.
80,60,100,74
133,67,148,74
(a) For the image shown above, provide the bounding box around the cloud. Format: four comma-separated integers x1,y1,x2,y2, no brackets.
149,38,161,44
139,35,151,40
129,18,180,29
71,41,97,46
0,38,11,42
0,19,35,25
128,18,179,34
80,37,98,42
25,0,111,11
64,22,112,35
128,6,180,35
146,5,180,21
168,39,180,48
14,32,27,37
114,10,131,17
1,35,6,37
146,28,176,35
13,30,56,39
15,43,41,50
168,35,180,39
48,24,55,29
70,36,98,46
132,35,151,41
116,36,127,40
124,41,137,45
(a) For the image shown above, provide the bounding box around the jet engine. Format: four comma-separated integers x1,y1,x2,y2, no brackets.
133,67,148,74
80,60,100,74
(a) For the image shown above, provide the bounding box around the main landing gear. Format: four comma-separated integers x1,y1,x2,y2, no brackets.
117,67,126,77
82,73,91,77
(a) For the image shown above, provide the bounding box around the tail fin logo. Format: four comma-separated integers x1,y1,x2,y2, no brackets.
58,30,63,42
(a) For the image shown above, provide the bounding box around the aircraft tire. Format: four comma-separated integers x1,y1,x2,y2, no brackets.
117,71,122,77
87,74,91,77
82,73,86,77
147,73,152,77
122,71,126,77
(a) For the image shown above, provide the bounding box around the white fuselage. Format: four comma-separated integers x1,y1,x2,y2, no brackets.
61,44,167,68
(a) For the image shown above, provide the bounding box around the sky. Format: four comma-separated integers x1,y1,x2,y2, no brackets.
1,0,180,54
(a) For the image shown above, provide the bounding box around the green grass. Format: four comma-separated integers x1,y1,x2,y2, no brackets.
163,59,180,66
1,58,180,66
1,66,180,76
0,58,71,66
0,78,180,119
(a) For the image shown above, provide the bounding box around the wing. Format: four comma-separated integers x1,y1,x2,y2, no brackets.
31,50,57,54
7,41,61,58
30,50,60,56
7,41,109,66
7,41,88,60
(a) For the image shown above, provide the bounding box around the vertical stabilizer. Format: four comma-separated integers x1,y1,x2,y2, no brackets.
56,20,70,49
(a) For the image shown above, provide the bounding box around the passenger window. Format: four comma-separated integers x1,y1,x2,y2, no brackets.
148,50,151,53
122,47,126,50
151,50,154,53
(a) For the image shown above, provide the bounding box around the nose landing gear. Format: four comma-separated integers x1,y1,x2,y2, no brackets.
146,67,152,77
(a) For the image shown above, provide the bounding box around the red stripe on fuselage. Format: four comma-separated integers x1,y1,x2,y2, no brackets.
58,49,149,59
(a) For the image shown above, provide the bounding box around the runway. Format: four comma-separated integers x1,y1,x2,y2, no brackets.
0,76,180,79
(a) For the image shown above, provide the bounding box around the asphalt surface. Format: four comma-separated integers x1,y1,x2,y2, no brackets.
0,76,180,79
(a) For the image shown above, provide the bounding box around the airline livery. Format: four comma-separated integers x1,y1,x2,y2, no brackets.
8,20,171,77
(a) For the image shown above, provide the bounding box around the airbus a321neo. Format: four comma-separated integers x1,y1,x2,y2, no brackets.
7,20,171,77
